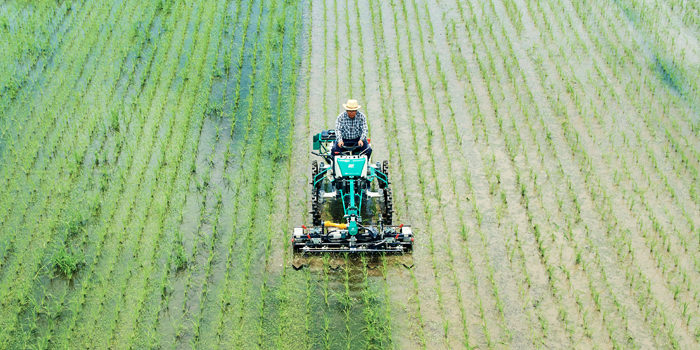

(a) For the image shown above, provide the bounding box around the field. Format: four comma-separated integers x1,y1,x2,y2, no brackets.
0,0,698,348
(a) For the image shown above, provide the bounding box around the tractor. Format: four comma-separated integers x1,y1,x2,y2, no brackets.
292,129,413,253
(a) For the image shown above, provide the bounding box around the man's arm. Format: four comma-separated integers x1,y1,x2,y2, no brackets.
360,113,368,140
335,113,343,143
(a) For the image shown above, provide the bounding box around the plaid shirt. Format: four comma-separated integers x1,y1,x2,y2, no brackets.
335,111,368,142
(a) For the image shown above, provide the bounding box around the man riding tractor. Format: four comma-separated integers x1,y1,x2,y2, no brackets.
291,98,414,253
332,99,372,158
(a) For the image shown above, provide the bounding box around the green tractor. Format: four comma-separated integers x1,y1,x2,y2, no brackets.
292,130,413,253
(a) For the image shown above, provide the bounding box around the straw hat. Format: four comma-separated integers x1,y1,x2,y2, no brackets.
342,99,361,110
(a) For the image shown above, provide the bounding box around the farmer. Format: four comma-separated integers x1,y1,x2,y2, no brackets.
332,99,372,158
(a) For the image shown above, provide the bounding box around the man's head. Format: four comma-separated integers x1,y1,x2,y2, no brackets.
343,99,361,118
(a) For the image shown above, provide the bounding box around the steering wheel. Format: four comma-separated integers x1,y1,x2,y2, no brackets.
336,141,368,156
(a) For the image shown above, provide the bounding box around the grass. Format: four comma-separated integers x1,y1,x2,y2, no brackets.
0,0,698,348
52,246,84,280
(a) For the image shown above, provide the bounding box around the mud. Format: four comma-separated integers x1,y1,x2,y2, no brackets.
3,0,698,348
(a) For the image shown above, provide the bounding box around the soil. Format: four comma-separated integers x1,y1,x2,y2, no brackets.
2,0,698,349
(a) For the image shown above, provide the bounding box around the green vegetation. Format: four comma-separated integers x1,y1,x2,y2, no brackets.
0,0,697,348
52,246,84,279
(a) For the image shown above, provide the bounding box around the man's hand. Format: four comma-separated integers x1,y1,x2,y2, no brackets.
358,140,364,147
338,140,344,147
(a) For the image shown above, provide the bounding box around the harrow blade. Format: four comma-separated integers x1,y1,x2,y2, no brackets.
291,253,413,273
297,246,410,253
291,225,414,254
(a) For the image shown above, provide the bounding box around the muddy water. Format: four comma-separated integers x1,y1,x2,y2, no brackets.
3,0,697,348
285,0,700,349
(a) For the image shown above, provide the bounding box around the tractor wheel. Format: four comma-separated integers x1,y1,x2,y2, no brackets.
382,186,393,225
380,160,392,224
379,160,390,189
311,191,322,226
311,161,320,185
311,161,322,225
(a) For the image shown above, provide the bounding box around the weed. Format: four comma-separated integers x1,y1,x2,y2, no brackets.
52,246,84,279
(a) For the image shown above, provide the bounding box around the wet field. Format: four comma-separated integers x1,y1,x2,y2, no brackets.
0,0,698,348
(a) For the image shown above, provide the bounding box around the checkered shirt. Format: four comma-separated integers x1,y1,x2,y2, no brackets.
335,110,368,142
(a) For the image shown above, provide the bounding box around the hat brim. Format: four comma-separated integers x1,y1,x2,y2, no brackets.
343,104,361,110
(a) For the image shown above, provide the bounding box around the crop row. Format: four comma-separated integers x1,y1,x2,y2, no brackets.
0,0,168,345
426,0,698,347
2,0,310,346
0,1,85,125
504,0,693,346
0,0,130,275
529,0,697,345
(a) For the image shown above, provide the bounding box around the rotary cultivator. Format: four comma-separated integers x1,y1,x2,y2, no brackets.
292,130,414,253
